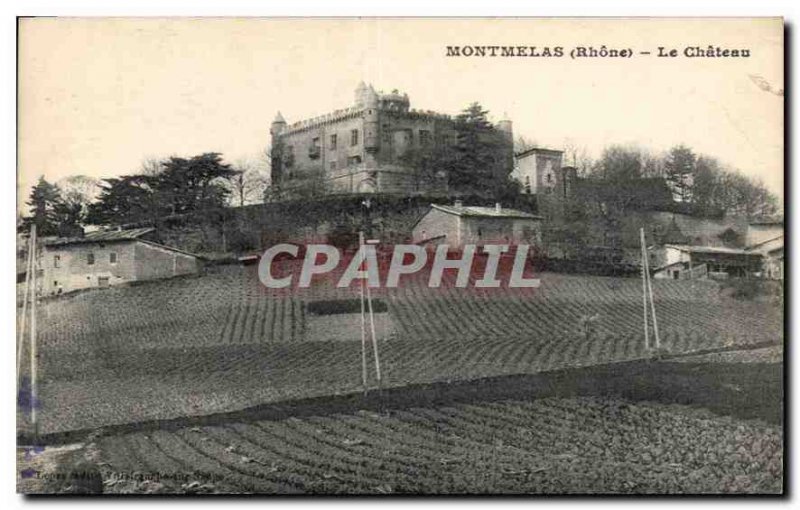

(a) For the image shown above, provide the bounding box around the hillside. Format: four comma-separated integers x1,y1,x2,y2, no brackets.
19,263,782,436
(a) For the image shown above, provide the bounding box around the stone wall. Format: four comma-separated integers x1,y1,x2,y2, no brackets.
133,242,198,281
41,241,138,295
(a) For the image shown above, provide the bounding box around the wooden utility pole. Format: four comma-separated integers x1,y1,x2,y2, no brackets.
639,228,650,351
29,225,39,437
358,198,383,393
359,231,368,394
364,243,382,390
17,229,34,390
640,228,661,351
644,249,661,350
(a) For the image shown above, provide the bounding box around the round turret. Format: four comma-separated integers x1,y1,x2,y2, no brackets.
270,111,287,136
379,90,410,112
355,82,379,108
496,113,513,135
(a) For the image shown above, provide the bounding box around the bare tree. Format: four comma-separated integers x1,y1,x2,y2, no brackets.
55,175,102,219
514,136,538,155
140,156,165,177
641,150,666,179
562,139,594,177
229,158,268,207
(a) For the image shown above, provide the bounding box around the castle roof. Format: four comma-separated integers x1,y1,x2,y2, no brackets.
273,111,286,124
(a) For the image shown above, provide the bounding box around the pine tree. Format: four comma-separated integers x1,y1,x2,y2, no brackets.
22,177,62,236
450,102,500,195
664,145,696,203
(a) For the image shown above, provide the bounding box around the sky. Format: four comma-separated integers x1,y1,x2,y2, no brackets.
18,18,784,210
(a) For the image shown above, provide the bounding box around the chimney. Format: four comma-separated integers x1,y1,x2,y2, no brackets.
495,203,502,214
454,200,463,209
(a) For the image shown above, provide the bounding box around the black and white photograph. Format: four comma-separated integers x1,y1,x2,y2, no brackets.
13,16,785,496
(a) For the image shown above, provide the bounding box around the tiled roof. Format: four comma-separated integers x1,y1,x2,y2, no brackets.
431,204,543,220
44,227,155,247
664,244,759,256
749,217,784,226
746,235,784,252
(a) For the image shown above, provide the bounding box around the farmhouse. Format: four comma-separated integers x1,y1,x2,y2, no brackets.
40,227,200,295
654,218,784,281
412,201,543,249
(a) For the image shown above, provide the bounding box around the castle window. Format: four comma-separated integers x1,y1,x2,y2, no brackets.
350,129,359,146
53,254,60,268
309,138,321,159
285,146,295,168
348,156,362,166
110,252,117,264
330,161,337,171
87,252,95,265
329,134,337,150
419,130,432,147
546,173,552,183
524,176,531,194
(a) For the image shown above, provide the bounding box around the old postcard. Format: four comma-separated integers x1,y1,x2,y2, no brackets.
16,17,783,495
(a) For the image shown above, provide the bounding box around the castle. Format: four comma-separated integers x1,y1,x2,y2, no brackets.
270,82,514,196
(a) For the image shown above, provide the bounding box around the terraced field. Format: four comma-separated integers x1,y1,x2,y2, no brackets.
93,396,783,494
21,263,783,434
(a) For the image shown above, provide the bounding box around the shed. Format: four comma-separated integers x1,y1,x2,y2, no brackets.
657,244,762,279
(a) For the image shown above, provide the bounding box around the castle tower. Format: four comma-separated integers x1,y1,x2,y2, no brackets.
363,84,380,156
496,115,513,139
270,111,287,186
355,81,374,108
496,114,515,178
270,111,286,137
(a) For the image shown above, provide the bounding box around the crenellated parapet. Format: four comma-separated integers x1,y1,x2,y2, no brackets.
283,106,364,135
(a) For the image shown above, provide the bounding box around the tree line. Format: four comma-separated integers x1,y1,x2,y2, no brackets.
562,144,779,219
20,153,268,236
20,104,779,239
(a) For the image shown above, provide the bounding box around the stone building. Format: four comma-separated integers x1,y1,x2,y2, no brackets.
270,82,514,196
512,147,581,224
513,147,577,198
39,227,199,295
412,201,543,249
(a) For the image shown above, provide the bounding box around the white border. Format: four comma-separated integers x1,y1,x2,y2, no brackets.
3,1,794,508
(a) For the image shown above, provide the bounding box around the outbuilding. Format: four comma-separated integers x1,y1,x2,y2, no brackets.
40,227,200,295
655,244,763,280
411,201,543,249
